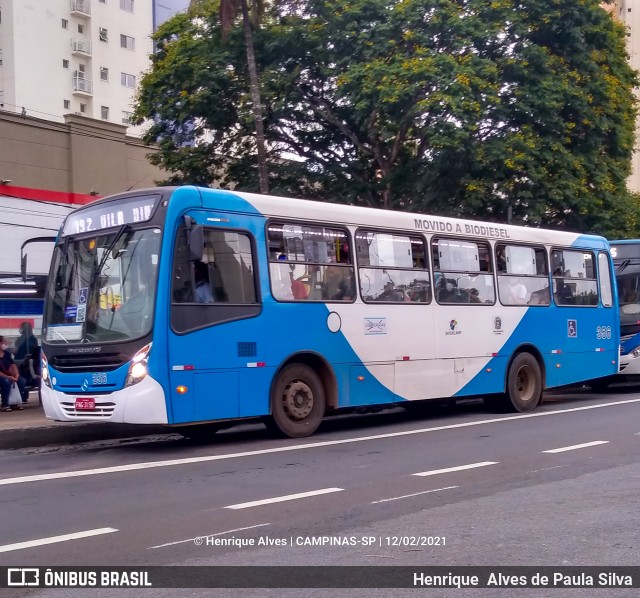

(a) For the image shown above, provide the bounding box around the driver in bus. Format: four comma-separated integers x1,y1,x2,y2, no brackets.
194,260,214,303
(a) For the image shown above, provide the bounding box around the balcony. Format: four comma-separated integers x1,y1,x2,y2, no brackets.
73,75,93,95
70,0,91,17
71,38,92,56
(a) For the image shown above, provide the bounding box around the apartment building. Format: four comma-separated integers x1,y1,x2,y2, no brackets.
0,0,189,136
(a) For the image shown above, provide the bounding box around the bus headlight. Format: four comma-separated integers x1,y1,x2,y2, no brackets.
125,343,152,387
631,347,640,358
41,352,51,388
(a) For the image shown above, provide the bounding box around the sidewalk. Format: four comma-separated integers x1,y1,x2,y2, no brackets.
0,392,170,450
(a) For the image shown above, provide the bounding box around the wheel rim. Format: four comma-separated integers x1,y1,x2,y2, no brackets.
281,379,314,421
515,365,536,403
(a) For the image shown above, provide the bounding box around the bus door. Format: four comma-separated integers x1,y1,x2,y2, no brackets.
167,221,261,424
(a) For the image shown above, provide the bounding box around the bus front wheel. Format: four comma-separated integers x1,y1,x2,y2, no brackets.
505,352,543,412
268,364,326,438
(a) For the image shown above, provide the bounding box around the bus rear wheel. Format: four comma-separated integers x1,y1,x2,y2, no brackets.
505,352,542,412
268,364,325,438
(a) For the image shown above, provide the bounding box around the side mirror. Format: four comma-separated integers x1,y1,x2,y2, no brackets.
21,254,28,283
20,236,56,283
189,224,204,262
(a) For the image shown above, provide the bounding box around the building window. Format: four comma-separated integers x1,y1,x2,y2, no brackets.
120,0,134,12
62,59,70,69
80,103,86,113
100,67,109,81
121,72,136,88
78,24,84,34
101,106,109,120
62,19,69,29
99,0,106,3
99,27,108,42
122,110,133,124
120,35,135,50
63,100,71,110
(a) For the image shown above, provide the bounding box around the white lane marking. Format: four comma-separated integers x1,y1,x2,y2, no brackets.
542,441,609,454
1,398,638,487
370,486,458,505
225,487,343,510
0,528,118,553
148,523,270,550
412,461,498,477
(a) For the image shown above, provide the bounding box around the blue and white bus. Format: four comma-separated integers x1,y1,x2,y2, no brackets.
609,240,640,380
39,187,619,437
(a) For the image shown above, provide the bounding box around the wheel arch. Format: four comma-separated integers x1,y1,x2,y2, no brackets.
271,351,338,413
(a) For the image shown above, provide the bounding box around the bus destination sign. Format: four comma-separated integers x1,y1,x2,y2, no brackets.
63,196,159,235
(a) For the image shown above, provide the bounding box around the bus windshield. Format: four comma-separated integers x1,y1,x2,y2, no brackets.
44,227,161,344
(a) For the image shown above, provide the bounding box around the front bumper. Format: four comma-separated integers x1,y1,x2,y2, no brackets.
41,375,168,424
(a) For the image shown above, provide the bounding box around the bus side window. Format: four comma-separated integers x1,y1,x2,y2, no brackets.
172,226,257,304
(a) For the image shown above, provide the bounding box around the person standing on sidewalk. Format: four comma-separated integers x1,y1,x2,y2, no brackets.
0,336,25,412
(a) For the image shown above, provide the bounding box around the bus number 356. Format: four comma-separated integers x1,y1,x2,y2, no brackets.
596,326,612,340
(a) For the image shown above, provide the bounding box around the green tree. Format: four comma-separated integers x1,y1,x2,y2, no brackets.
134,0,639,237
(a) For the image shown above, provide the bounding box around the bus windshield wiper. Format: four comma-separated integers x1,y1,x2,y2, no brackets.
95,224,132,277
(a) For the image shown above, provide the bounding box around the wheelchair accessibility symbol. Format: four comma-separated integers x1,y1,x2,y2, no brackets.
567,319,577,338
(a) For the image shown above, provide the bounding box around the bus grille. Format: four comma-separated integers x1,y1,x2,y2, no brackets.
49,353,127,373
60,400,116,418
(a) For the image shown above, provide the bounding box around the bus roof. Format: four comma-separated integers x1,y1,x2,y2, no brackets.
76,186,610,249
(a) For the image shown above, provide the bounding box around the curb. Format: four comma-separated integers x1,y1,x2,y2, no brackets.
0,422,172,450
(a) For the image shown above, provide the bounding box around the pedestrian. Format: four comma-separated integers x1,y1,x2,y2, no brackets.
13,321,38,363
0,335,27,411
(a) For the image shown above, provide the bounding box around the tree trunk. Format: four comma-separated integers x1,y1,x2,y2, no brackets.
241,0,269,194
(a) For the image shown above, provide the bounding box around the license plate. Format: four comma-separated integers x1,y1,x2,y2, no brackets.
75,398,96,410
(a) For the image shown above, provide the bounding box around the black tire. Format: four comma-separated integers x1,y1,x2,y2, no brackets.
178,423,222,442
505,352,543,412
268,364,326,438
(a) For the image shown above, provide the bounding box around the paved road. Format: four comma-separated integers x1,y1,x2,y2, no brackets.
1,387,639,597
